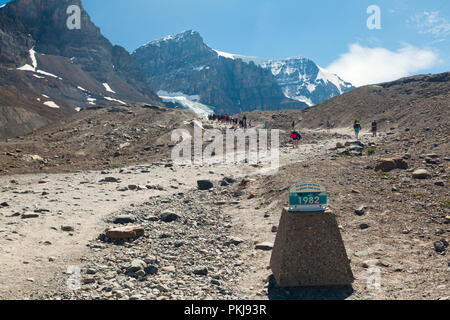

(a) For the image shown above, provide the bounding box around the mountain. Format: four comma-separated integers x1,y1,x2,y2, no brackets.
214,54,354,107
132,30,307,114
0,0,163,139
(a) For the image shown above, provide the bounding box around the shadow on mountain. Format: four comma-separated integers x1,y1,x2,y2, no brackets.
267,275,354,300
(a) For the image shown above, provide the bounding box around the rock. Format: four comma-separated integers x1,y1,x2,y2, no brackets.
113,215,136,224
255,242,274,251
362,259,380,268
375,158,408,172
359,224,370,230
127,259,147,273
434,181,445,187
434,241,446,253
86,268,97,275
134,270,146,278
160,211,180,223
105,226,144,240
82,277,96,284
412,169,431,179
354,250,369,257
336,142,345,149
193,267,208,276
144,265,158,275
61,225,75,232
161,266,176,273
271,226,278,233
197,180,213,190
225,237,244,246
355,205,367,216
0,202,9,207
100,177,119,183
21,213,39,219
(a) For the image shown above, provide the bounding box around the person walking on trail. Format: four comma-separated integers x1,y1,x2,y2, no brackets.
326,120,332,132
290,129,302,148
353,120,362,139
371,120,378,137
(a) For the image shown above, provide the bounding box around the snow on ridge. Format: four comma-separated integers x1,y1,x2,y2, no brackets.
316,66,351,94
213,49,237,60
104,97,126,105
102,83,116,94
157,90,214,118
137,30,199,51
43,101,60,109
16,48,63,80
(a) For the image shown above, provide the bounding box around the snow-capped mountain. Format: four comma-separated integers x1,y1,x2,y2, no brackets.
211,52,354,106
133,30,354,114
132,30,307,114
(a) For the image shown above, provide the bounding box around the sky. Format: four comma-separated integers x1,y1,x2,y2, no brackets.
1,0,449,86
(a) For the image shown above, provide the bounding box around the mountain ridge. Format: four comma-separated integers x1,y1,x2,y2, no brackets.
0,0,164,139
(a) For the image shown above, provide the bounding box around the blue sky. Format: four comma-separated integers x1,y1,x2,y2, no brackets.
1,0,449,85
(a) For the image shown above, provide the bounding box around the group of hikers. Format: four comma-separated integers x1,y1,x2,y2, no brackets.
289,119,378,148
208,113,378,148
208,114,252,129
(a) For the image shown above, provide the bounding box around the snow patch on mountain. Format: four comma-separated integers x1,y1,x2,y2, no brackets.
157,90,214,118
103,83,116,94
43,101,60,109
104,97,125,105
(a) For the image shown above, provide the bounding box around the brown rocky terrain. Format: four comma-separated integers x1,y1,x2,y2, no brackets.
0,104,197,175
0,71,448,300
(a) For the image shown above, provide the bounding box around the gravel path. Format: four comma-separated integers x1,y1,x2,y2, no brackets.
0,128,373,299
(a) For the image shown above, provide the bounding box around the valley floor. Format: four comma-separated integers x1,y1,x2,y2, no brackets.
0,125,448,300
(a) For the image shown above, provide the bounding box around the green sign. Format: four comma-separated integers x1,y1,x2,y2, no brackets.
289,183,327,212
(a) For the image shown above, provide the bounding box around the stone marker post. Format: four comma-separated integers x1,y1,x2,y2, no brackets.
270,184,354,287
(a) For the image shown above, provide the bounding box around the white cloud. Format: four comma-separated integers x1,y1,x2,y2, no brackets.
327,44,439,87
408,11,450,38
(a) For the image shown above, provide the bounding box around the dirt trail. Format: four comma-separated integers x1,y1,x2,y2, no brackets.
0,127,373,299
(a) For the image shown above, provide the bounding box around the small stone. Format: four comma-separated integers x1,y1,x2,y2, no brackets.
255,242,274,251
22,213,39,219
160,211,180,223
225,237,244,246
0,202,9,207
61,226,74,232
193,267,208,276
144,265,158,275
197,180,213,190
82,277,96,284
412,169,431,179
100,177,119,183
161,266,176,273
127,259,147,273
362,259,380,268
355,205,367,216
359,224,370,230
434,241,447,253
434,181,445,187
113,215,136,224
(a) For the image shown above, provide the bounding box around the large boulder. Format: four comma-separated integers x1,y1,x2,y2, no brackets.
375,158,408,172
